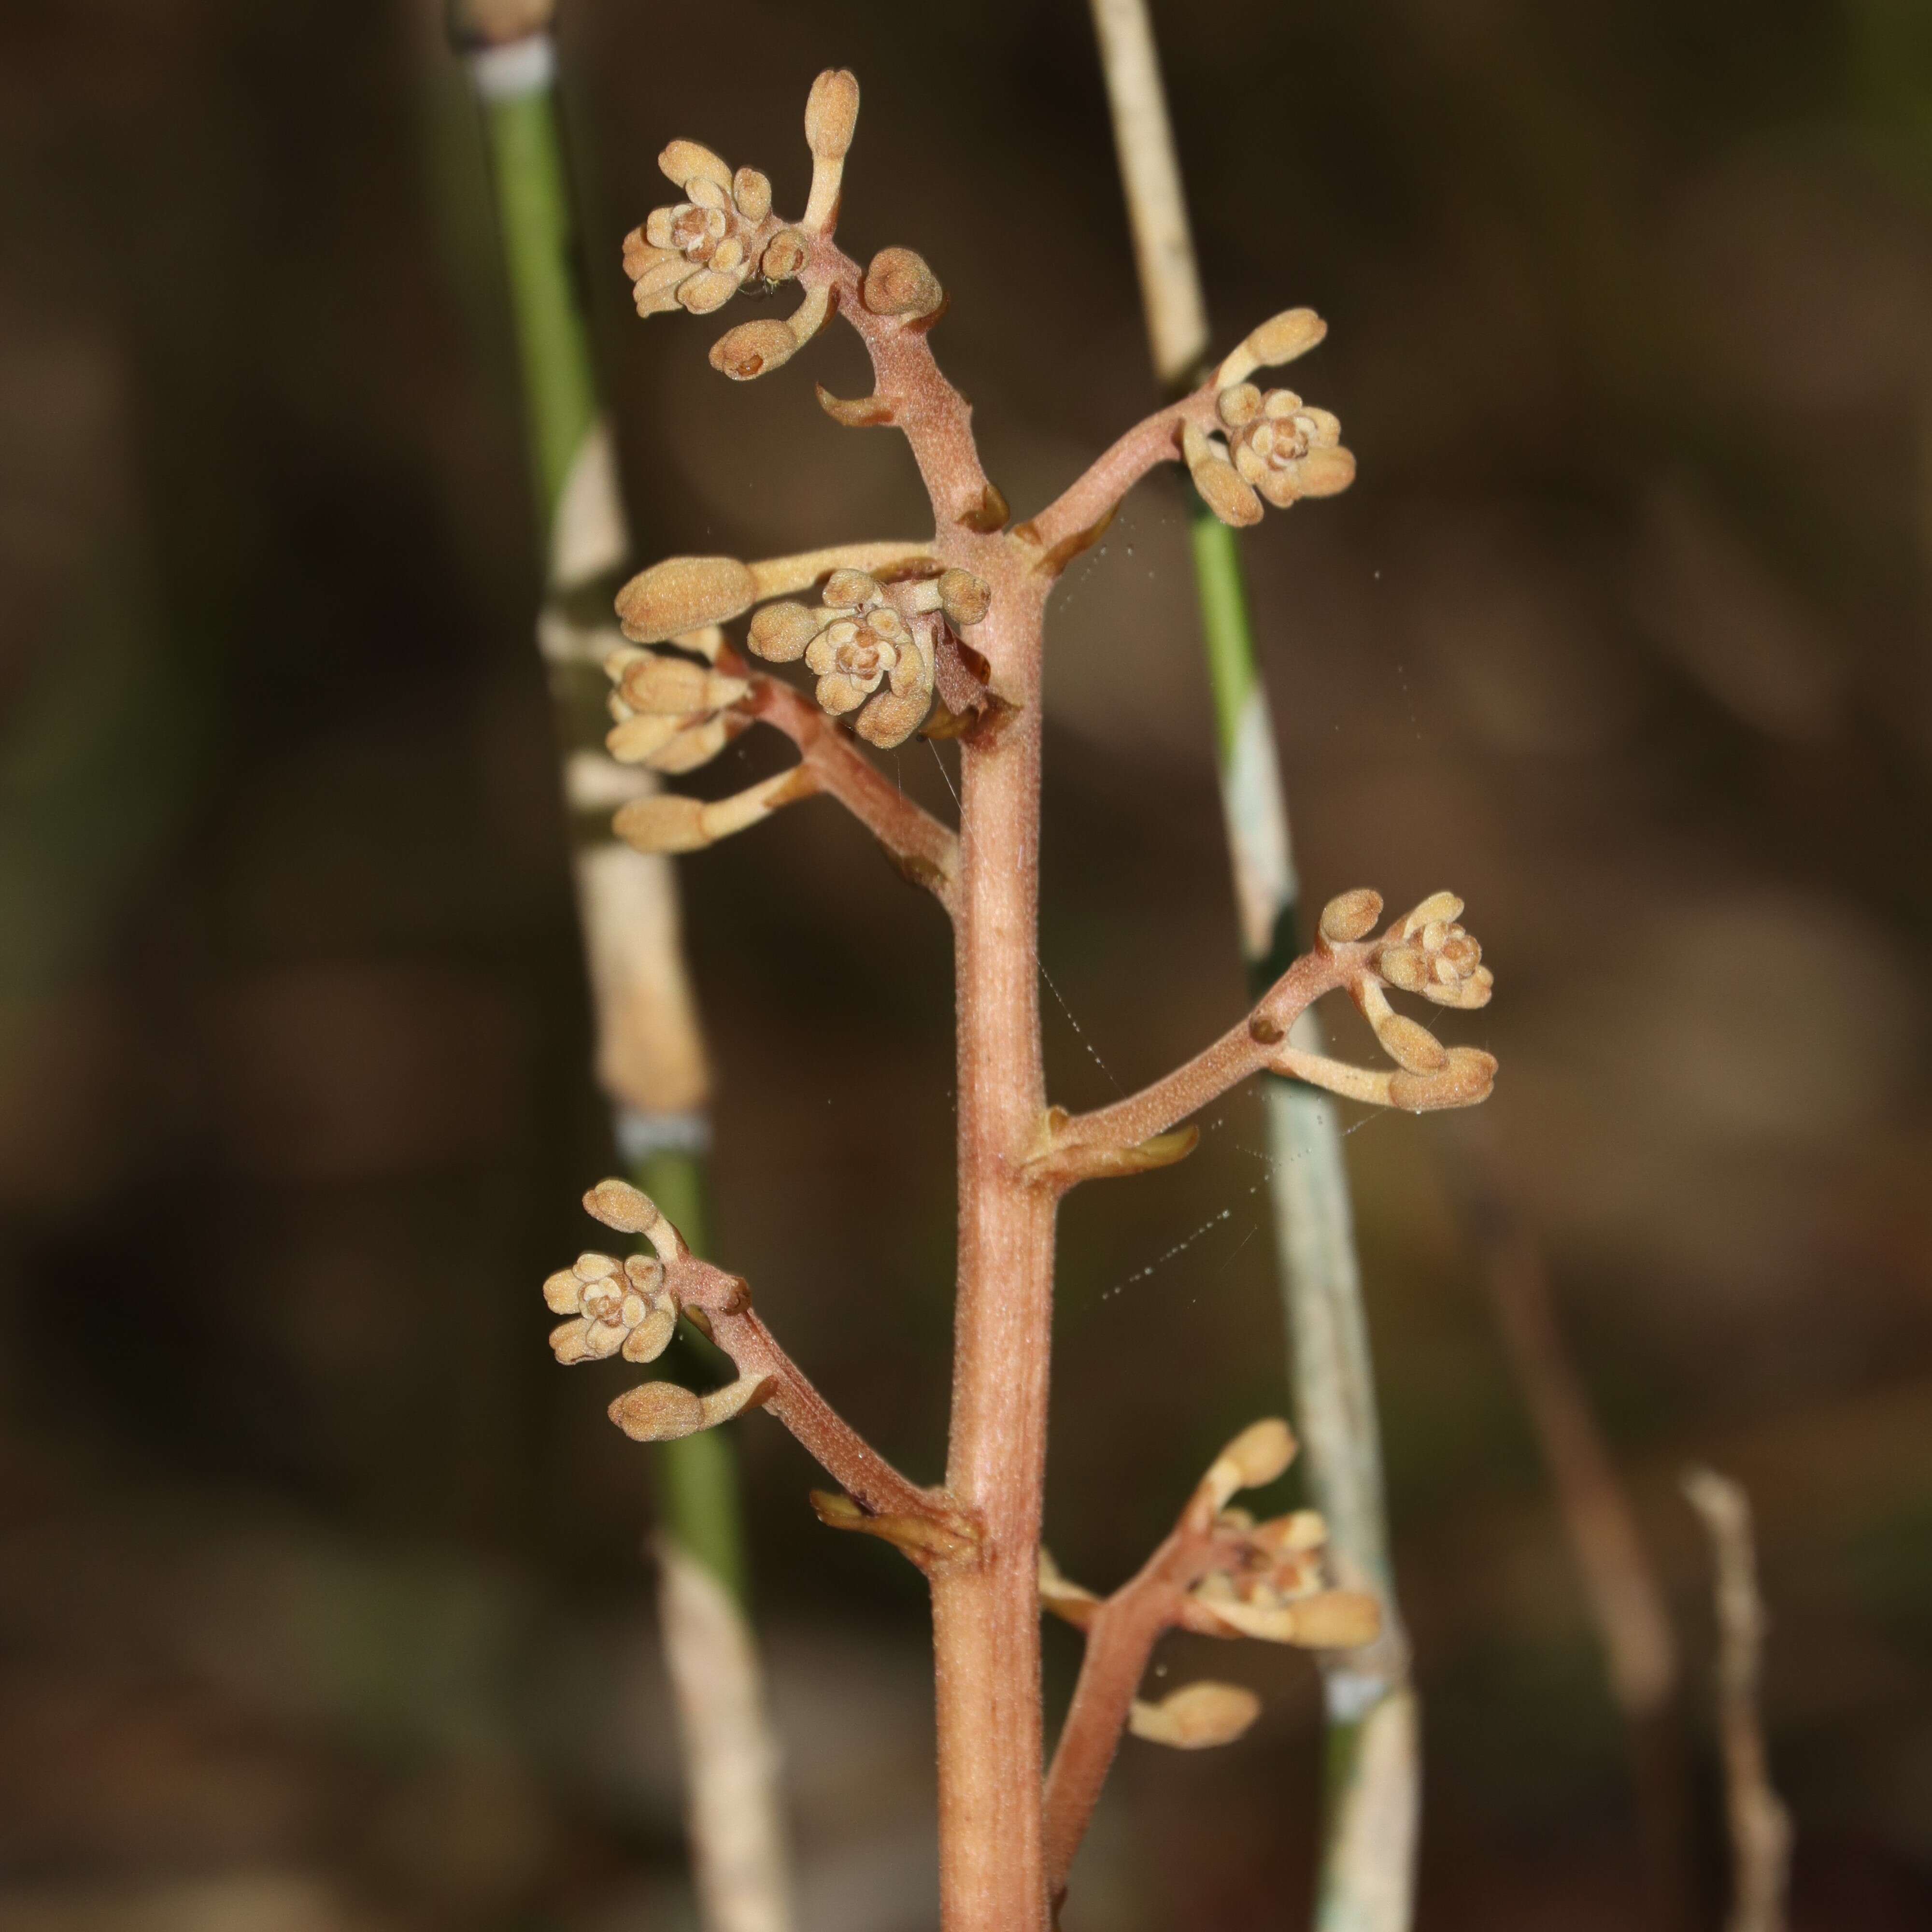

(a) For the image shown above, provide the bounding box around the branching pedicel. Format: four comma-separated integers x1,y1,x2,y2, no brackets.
547,72,1498,1929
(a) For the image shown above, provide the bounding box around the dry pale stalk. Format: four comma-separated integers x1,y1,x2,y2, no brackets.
1684,1468,1793,1932
538,74,1503,1930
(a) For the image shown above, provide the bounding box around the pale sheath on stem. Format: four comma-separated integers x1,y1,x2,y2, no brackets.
539,69,1501,1932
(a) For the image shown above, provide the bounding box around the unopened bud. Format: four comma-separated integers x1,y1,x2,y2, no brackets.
645,714,735,775
610,1380,706,1442
823,568,881,608
620,654,745,715
748,601,821,662
1398,890,1464,938
1377,1012,1448,1075
1183,422,1263,529
1215,307,1327,389
616,555,756,644
1128,1682,1262,1750
583,1178,658,1233
731,166,771,223
606,712,684,764
1387,1046,1498,1112
805,69,861,158
710,318,799,381
938,568,991,626
863,246,944,318
762,228,808,282
1204,1418,1297,1510
1318,887,1382,945
658,139,732,193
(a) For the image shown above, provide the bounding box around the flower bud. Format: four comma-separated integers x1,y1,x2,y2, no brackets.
619,654,745,715
805,70,861,158
658,140,732,193
1318,887,1382,945
616,555,756,644
863,247,944,318
748,601,821,662
1203,1418,1297,1510
1215,307,1327,389
730,166,771,223
710,318,799,381
1128,1682,1262,1750
583,1177,658,1233
610,1380,705,1442
762,229,807,282
1387,1046,1498,1112
938,568,991,626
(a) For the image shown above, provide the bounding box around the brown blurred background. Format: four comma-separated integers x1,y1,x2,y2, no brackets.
4,0,1931,1927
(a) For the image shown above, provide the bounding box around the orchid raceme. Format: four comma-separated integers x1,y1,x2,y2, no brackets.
543,70,1499,1932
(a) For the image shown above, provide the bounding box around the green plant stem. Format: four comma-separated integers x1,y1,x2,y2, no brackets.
1089,2,1418,1923
455,21,788,1929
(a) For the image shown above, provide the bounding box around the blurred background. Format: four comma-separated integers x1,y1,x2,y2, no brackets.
4,0,1931,1926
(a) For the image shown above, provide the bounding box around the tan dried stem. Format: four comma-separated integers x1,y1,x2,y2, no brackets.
1684,1469,1792,1932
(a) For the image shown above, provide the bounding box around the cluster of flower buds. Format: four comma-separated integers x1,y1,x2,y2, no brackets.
1182,1421,1381,1648
1037,1421,1380,1752
542,1177,770,1444
748,566,990,749
1184,309,1356,529
1292,887,1497,1111
602,639,750,775
621,71,860,383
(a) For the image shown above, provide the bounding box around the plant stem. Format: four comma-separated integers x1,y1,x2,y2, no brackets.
935,625,1055,1932
1086,3,1420,1923
453,14,788,1929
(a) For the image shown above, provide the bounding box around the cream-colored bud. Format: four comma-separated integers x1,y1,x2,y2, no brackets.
731,167,771,222
1376,945,1429,993
855,683,930,749
619,654,744,715
1318,887,1382,944
623,1305,678,1365
658,140,732,193
616,555,756,644
612,794,709,853
1388,1046,1497,1112
542,1268,582,1315
1399,891,1464,938
615,768,810,855
710,318,797,381
1128,1682,1262,1750
676,269,738,315
610,1380,706,1442
1203,1418,1297,1510
804,69,861,159
583,1177,657,1233
645,714,733,775
762,229,807,282
1253,1510,1328,1555
863,246,943,318
938,568,991,625
1279,1590,1382,1649
1183,422,1263,528
1376,1012,1449,1075
1217,383,1263,428
823,568,881,609
606,711,685,765
1215,307,1327,388
748,601,821,662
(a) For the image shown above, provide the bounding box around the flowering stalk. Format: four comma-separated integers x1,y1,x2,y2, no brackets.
548,71,1501,1930
1086,4,1421,1922
447,8,790,1929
